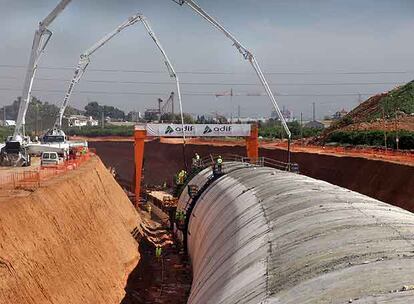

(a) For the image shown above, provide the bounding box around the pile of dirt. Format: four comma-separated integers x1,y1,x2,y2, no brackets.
319,80,414,140
340,116,414,132
0,156,141,304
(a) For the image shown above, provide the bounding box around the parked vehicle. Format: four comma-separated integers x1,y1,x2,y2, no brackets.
41,152,62,166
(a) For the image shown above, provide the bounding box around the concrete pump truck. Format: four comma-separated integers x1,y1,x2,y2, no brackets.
0,0,72,166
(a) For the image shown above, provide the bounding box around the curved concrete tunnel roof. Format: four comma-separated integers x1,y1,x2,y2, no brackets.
178,162,414,303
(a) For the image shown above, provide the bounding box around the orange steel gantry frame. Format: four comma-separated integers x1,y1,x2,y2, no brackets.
133,124,259,202
246,124,259,160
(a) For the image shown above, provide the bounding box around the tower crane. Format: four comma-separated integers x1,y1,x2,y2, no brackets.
0,0,72,167
159,92,175,120
171,0,293,166
49,13,187,150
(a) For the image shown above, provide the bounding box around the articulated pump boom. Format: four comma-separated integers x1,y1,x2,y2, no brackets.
54,15,142,130
0,0,71,167
14,0,72,140
53,14,187,146
172,0,292,164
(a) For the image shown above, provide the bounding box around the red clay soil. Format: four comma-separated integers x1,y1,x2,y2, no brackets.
171,138,414,166
90,140,414,213
0,156,140,304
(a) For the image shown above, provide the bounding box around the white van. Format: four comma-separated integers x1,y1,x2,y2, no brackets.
41,152,62,166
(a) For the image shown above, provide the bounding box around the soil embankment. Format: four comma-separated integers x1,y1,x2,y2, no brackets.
0,156,141,304
90,140,414,212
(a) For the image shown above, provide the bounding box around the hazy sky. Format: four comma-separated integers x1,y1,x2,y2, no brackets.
0,0,413,120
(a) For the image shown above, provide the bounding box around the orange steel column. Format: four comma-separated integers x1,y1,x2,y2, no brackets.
134,126,147,204
246,124,259,160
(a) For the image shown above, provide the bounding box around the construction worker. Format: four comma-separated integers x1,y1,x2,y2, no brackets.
175,210,183,222
155,246,162,259
216,155,223,173
175,170,184,185
179,170,187,184
174,169,187,196
175,210,185,222
192,153,201,168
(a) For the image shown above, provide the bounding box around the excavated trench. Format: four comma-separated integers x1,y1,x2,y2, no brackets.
1,141,413,303
0,155,191,304
90,140,414,212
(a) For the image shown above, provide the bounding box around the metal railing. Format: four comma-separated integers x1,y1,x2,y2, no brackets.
194,153,299,172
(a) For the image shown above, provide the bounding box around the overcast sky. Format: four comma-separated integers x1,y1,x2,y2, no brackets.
0,0,413,120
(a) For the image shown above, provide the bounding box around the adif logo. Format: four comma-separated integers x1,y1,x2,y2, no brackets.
203,126,213,134
165,126,174,134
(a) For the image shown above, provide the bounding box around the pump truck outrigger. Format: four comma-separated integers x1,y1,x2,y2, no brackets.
0,0,72,167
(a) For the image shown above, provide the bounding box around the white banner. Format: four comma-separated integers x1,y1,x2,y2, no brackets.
144,124,252,137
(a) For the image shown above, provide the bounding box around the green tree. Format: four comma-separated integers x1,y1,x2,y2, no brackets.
84,102,102,119
84,102,125,120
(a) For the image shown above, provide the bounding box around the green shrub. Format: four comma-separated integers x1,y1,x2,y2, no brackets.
258,121,322,139
66,126,133,137
327,130,414,150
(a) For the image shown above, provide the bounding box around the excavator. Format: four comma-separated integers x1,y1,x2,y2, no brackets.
0,0,72,166
171,0,293,165
43,13,187,149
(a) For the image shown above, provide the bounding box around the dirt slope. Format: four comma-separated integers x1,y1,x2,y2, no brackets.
0,156,141,304
319,80,414,141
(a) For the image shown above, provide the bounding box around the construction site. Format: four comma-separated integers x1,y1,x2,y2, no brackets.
1,1,414,304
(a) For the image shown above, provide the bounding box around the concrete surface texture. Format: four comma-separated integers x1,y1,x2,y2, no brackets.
0,156,141,304
90,140,414,212
178,162,414,304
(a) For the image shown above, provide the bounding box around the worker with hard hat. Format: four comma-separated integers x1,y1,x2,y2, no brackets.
192,153,201,168
155,246,162,259
216,155,223,172
176,169,187,185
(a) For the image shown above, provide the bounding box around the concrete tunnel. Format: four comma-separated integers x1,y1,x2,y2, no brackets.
176,162,414,303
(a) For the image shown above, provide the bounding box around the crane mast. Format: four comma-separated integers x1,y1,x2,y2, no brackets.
13,0,72,140
55,14,187,145
173,0,291,136
160,92,175,116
